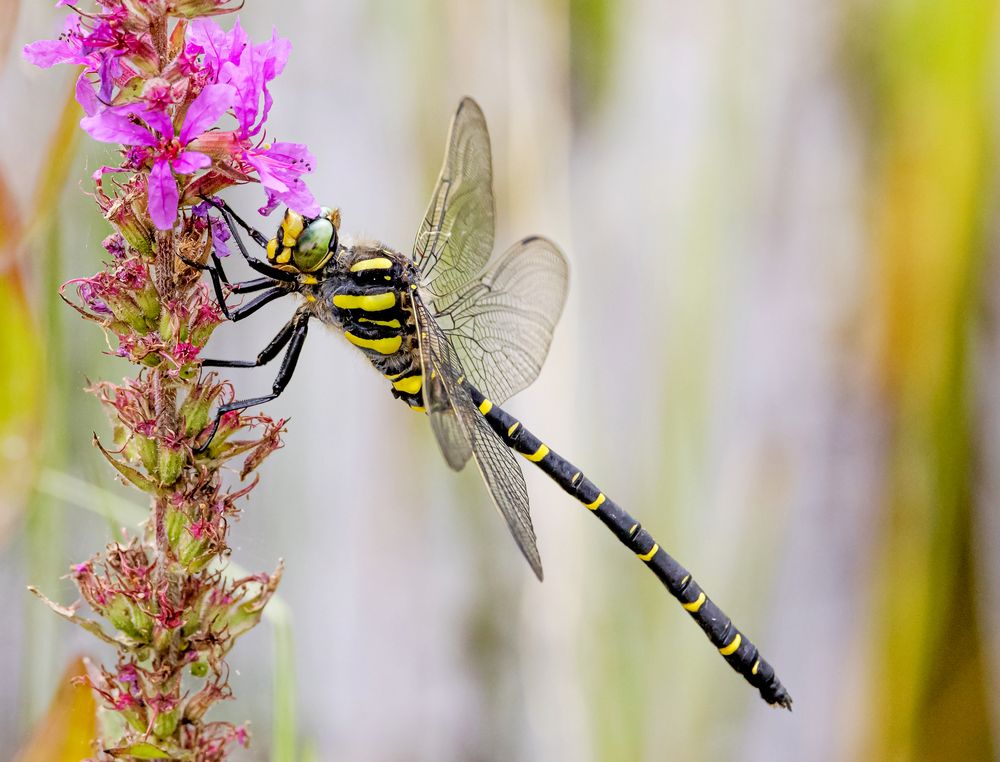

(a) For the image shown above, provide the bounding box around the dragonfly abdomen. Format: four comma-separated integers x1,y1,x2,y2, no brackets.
468,385,793,710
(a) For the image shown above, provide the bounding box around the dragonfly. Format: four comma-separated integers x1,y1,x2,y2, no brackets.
193,97,792,709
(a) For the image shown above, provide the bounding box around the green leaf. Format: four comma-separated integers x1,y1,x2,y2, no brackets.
106,742,173,759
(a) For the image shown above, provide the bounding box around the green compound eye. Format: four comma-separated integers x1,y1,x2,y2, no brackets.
293,217,336,272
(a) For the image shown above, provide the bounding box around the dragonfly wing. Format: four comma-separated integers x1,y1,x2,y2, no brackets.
413,295,542,579
412,97,495,300
432,235,568,405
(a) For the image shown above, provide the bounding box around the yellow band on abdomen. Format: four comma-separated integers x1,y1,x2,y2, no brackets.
522,444,549,462
478,399,493,414
637,544,659,562
345,332,402,354
719,633,742,656
333,292,396,311
584,493,605,510
682,592,706,612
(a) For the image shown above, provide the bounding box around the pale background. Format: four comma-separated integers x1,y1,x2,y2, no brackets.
2,1,998,760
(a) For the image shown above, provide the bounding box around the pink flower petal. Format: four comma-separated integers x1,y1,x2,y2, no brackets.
244,141,319,216
148,158,180,230
23,17,82,68
80,109,157,146
179,83,236,144
75,72,100,117
172,151,211,174
139,107,175,139
23,38,79,68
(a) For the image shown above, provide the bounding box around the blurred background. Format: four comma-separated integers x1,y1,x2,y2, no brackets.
2,0,1000,759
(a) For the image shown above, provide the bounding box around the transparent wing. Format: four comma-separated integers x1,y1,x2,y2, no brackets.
413,295,543,579
412,97,495,300
430,236,568,405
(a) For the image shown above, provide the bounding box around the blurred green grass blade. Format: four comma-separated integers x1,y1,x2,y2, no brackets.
0,270,43,542
857,0,998,757
37,469,147,527
569,0,616,114
270,600,298,762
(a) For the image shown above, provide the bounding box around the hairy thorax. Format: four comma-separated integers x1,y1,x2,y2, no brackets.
299,238,425,408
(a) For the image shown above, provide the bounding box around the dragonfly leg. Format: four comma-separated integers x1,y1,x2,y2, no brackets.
201,196,297,282
207,285,292,323
195,312,310,453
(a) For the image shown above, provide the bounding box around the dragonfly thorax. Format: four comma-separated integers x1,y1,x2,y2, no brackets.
303,239,425,409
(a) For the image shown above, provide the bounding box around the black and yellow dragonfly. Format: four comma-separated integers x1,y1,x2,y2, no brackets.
194,98,792,709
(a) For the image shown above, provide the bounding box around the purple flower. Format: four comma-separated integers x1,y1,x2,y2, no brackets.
244,142,320,217
81,84,236,229
187,19,289,138
23,10,154,107
192,199,232,258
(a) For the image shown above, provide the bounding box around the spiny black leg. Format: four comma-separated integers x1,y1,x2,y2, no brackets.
223,286,292,323
194,313,310,453
201,196,297,282
201,195,270,248
229,277,276,294
179,252,277,319
202,316,297,369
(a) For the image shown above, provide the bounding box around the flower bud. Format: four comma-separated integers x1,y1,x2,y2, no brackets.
205,410,241,459
153,709,179,739
169,0,243,18
159,309,176,345
178,536,205,569
106,195,154,258
166,508,185,550
106,595,151,642
157,440,186,487
190,660,209,678
135,282,161,323
106,292,150,334
136,433,158,475
180,390,212,439
153,625,174,654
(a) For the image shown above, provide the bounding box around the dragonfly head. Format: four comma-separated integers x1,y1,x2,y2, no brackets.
265,206,341,273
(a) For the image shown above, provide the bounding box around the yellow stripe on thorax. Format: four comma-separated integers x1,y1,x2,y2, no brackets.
522,444,549,462
344,332,402,354
333,292,396,311
391,375,423,395
350,257,393,272
682,592,706,612
359,317,401,328
719,633,742,656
